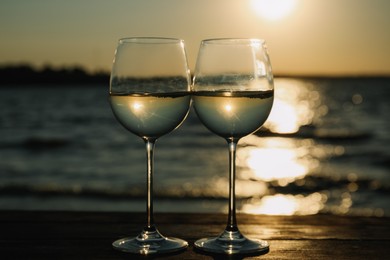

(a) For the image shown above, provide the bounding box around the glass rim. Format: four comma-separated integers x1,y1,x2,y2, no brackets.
201,38,266,46
118,37,184,44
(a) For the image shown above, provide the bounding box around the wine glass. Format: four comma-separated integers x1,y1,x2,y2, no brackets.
109,37,191,254
192,38,274,255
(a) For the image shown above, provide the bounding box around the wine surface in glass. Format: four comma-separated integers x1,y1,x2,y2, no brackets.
110,92,190,139
193,90,273,139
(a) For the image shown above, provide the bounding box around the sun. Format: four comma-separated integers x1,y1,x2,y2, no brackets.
251,0,296,21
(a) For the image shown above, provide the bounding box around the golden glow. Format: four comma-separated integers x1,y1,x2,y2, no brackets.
133,102,143,110
246,147,306,182
265,78,319,134
129,102,144,115
267,99,299,133
238,136,317,186
241,193,327,215
251,0,296,21
224,103,233,112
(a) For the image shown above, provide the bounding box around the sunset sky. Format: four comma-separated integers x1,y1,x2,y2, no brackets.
1,0,389,76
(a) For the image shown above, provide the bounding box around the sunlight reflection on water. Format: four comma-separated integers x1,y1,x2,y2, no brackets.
237,136,323,215
231,77,388,216
235,78,329,215
239,136,317,184
265,78,320,134
241,193,327,215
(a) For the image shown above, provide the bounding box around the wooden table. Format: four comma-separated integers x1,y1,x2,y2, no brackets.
0,211,389,259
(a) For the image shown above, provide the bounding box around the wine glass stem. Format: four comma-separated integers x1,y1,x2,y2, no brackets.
145,138,156,230
226,139,239,231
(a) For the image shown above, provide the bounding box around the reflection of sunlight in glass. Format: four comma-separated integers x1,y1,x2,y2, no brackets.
265,78,319,134
241,193,327,215
224,103,232,112
129,102,144,115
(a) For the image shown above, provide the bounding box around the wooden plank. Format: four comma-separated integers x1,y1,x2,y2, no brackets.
0,211,389,259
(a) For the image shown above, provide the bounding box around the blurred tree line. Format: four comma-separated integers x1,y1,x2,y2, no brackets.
0,64,109,85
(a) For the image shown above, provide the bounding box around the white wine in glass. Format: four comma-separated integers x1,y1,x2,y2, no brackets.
192,38,274,255
109,37,191,255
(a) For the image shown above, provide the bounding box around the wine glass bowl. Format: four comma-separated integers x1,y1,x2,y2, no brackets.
192,38,274,255
109,37,191,254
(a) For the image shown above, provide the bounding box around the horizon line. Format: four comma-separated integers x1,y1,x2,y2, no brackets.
1,63,390,79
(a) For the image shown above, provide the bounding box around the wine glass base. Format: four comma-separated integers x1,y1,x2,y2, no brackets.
194,230,269,255
113,228,188,255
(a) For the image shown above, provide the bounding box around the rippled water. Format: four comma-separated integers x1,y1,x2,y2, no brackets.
0,77,389,216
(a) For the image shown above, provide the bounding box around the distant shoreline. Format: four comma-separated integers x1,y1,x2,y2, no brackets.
1,64,389,86
0,64,109,86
